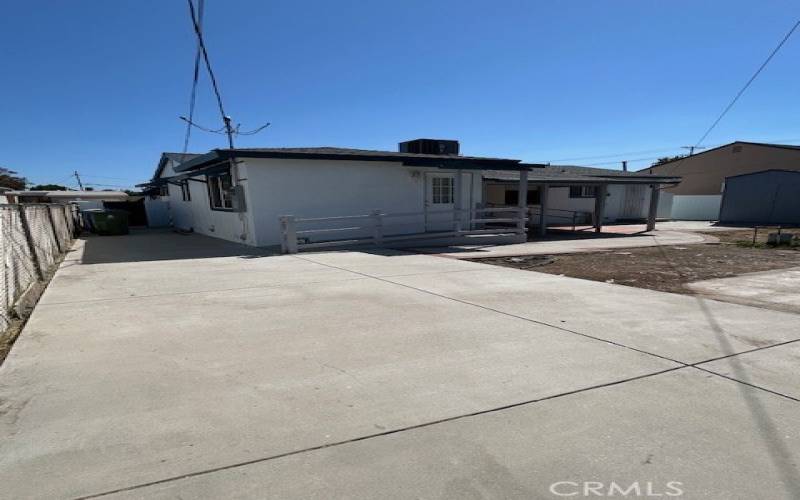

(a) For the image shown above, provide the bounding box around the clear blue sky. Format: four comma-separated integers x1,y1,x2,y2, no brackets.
1,1,798,189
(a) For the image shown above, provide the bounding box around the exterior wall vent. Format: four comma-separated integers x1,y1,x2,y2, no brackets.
398,139,459,155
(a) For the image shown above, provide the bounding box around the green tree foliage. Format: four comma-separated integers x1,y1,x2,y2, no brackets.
651,155,686,166
0,167,27,190
29,184,68,191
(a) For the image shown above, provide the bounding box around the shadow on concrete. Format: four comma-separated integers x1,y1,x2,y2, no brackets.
76,228,278,265
653,244,800,498
695,298,800,499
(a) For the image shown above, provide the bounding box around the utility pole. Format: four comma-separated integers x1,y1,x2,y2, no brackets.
681,146,706,156
73,171,85,190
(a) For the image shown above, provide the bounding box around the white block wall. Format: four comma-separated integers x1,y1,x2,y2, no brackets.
670,195,722,220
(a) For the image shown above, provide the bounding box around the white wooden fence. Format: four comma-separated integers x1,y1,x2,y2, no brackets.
279,207,526,254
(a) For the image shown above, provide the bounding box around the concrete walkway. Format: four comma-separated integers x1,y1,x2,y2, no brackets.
415,229,712,259
1,230,799,499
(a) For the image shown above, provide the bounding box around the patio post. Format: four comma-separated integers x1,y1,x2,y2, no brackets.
279,215,298,254
539,184,549,237
647,184,660,231
594,184,608,233
453,169,463,232
517,169,528,236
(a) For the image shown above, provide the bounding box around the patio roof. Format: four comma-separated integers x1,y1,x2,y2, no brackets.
484,164,680,185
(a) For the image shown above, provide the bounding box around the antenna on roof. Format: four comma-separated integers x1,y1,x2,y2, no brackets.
73,171,85,190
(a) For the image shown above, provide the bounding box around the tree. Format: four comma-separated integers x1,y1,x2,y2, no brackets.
0,167,27,190
29,184,68,191
651,155,686,166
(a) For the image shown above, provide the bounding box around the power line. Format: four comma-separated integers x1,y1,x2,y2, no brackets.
180,115,227,134
181,0,204,160
542,147,685,163
537,136,800,168
186,0,233,149
694,19,800,147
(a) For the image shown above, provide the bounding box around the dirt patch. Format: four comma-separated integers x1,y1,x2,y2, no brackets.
473,241,800,295
699,228,800,248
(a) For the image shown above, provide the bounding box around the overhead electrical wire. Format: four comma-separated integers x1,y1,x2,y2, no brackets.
187,0,230,144
181,0,205,160
694,19,800,147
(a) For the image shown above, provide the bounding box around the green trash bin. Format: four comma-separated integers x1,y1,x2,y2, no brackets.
88,209,129,235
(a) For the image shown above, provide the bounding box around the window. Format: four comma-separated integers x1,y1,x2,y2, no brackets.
504,189,541,205
159,185,169,197
208,172,234,210
180,181,191,202
569,186,597,198
431,177,454,204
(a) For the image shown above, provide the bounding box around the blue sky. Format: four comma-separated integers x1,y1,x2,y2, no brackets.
1,1,798,189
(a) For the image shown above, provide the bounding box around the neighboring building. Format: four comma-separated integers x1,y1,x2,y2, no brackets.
143,140,678,248
719,170,800,224
5,190,128,210
642,141,800,220
483,165,677,225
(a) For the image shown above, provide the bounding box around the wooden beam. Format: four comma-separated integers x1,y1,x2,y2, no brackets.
539,184,549,237
647,184,660,231
517,169,528,235
594,184,608,233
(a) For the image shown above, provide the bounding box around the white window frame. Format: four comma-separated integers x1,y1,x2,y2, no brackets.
208,172,234,210
180,181,191,202
431,177,454,204
569,185,597,198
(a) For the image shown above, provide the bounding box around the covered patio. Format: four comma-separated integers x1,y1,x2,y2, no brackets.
483,166,681,236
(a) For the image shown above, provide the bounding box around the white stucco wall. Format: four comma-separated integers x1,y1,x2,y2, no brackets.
158,159,257,245
144,197,171,227
242,158,482,247
158,157,483,247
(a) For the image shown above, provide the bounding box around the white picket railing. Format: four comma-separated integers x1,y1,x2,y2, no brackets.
279,207,526,254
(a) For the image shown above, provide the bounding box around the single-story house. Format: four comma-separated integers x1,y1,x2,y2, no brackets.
141,139,679,249
5,190,129,210
642,141,800,221
483,165,678,228
719,170,800,224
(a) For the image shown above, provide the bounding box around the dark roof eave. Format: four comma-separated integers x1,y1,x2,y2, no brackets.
173,149,526,173
484,175,681,185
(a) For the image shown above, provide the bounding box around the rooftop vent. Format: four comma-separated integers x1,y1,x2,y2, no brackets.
398,138,459,155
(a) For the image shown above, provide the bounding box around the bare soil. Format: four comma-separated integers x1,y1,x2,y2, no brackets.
473,231,800,295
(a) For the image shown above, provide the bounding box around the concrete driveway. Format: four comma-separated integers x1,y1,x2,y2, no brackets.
1,230,799,499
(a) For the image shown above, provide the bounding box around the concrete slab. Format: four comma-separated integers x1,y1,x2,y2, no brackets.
414,230,711,259
109,369,800,500
44,250,359,304
381,266,800,364
0,257,674,498
300,248,486,276
63,228,276,264
698,341,800,400
3,233,799,499
687,266,800,314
